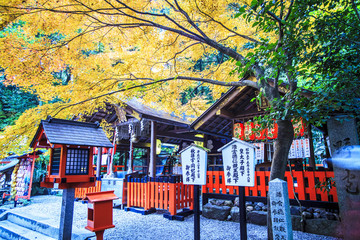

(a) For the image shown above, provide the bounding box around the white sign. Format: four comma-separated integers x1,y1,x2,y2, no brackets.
253,142,265,161
288,139,311,159
218,138,256,187
180,145,207,185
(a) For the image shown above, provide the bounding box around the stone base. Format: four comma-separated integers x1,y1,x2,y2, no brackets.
247,211,267,226
202,203,231,221
202,202,343,238
292,216,342,238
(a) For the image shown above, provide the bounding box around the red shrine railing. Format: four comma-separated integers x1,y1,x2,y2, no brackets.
75,181,102,199
126,176,194,216
203,169,338,203
74,168,337,208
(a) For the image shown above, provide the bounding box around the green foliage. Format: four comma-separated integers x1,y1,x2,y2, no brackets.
0,74,38,131
52,66,71,86
180,85,214,105
235,0,360,129
315,177,336,195
33,154,49,183
180,51,230,106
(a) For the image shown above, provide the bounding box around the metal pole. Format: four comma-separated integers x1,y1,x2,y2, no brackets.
194,185,200,240
239,186,247,240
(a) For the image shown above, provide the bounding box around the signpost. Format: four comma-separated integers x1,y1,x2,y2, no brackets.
218,138,256,240
180,144,208,240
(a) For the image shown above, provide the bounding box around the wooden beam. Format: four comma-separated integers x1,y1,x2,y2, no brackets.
217,109,235,119
116,140,151,148
157,131,203,142
193,87,244,130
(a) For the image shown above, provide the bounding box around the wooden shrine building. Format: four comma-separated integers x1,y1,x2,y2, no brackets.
191,85,338,206
83,99,202,177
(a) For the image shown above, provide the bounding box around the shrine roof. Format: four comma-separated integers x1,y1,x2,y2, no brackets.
30,117,113,148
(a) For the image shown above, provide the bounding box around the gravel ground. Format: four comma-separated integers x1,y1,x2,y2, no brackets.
3,195,342,240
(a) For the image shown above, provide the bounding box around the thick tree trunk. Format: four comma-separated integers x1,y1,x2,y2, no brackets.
270,119,294,180
267,119,294,240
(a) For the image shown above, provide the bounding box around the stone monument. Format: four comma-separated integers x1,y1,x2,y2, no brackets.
327,116,360,239
269,178,293,240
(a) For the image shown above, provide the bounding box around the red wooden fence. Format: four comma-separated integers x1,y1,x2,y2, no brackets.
127,176,194,216
203,170,338,202
75,181,102,199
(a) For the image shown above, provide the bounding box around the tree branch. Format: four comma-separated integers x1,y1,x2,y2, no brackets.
351,0,360,22
284,0,294,21
52,76,258,116
194,0,262,45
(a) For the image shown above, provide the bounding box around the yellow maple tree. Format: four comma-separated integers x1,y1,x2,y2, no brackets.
0,1,301,185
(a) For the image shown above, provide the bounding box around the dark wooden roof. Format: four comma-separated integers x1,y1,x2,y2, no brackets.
191,86,265,139
30,117,113,148
83,99,189,127
82,99,199,146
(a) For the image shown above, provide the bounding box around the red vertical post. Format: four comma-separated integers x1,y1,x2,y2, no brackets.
27,153,37,200
150,178,155,208
169,177,176,215
159,180,164,209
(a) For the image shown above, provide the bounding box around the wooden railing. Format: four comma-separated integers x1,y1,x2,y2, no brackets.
127,176,194,216
74,181,102,199
204,170,338,203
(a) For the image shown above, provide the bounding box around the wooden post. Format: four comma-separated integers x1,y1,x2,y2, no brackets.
96,147,102,180
194,185,200,240
27,152,37,199
239,186,247,240
95,230,104,240
59,188,75,240
149,121,157,178
308,124,316,169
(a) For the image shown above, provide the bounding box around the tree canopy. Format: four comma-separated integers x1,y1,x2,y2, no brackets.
0,0,358,170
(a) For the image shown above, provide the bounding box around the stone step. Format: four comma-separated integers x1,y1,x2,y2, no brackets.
0,220,56,240
5,212,94,240
7,212,58,238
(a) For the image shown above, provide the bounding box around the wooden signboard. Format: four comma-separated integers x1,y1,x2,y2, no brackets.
219,138,256,187
180,145,207,186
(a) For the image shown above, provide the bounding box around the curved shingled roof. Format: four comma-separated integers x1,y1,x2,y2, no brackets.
30,117,113,148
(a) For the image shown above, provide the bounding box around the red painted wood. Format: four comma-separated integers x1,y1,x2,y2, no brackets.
203,170,338,203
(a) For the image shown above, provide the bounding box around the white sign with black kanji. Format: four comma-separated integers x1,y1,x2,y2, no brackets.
180,145,207,185
218,138,256,187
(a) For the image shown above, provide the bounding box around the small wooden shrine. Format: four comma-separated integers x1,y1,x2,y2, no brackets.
30,116,113,189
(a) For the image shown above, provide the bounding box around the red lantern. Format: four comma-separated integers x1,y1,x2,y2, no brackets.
254,122,267,140
233,123,245,140
244,122,255,140
293,118,306,137
267,122,278,139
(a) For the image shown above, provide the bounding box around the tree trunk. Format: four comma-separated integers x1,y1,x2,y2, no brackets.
267,119,294,239
270,119,294,180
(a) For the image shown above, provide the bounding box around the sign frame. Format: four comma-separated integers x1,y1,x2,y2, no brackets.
218,138,256,187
